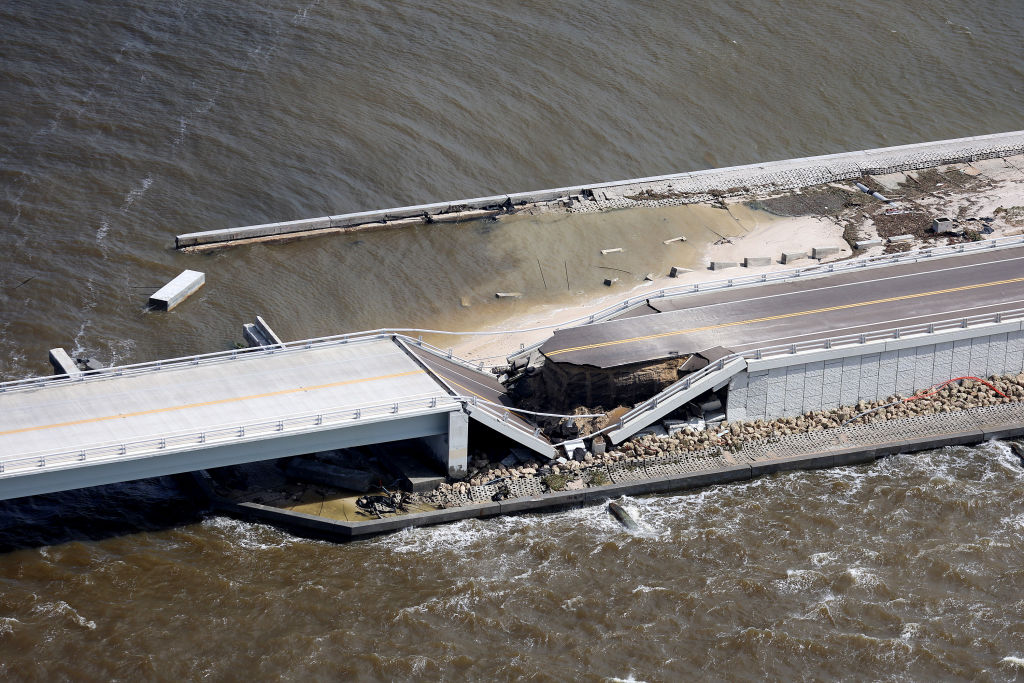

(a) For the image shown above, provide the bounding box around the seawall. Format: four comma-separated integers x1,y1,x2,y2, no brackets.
202,399,1024,542
175,130,1024,250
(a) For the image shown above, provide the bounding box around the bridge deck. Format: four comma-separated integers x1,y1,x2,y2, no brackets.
541,245,1024,368
0,338,453,464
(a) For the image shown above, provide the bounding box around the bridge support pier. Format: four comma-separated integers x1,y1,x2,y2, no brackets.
424,410,469,479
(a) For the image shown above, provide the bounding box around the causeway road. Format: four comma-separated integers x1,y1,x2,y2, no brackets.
0,338,455,462
540,246,1024,368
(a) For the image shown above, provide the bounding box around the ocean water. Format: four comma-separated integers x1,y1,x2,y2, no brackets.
1,0,1023,678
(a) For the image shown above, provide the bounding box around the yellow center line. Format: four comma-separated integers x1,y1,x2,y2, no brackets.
0,370,425,437
546,276,1024,357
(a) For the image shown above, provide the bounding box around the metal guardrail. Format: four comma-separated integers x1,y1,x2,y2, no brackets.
508,234,1024,361
0,331,489,395
5,306,1021,472
0,392,464,478
743,306,1024,361
596,304,1024,439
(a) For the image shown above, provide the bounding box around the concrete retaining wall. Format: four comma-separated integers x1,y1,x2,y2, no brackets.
727,325,1024,421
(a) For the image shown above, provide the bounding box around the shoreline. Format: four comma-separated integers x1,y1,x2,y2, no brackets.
448,155,1024,364
200,395,1024,543
202,373,1024,542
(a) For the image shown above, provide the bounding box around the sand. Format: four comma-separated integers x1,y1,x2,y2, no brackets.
448,155,1024,367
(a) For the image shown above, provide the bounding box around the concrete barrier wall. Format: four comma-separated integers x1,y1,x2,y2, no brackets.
727,325,1024,421
176,130,1024,248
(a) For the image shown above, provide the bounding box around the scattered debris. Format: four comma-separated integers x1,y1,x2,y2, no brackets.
601,248,624,255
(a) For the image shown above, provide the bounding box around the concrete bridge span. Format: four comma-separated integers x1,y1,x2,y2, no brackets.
0,335,554,502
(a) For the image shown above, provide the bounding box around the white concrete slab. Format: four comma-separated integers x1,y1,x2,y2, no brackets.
0,338,453,462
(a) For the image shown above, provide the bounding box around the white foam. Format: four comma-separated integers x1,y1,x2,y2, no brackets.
31,601,96,630
202,515,298,550
0,617,20,635
810,551,837,566
1000,655,1024,668
846,566,881,587
900,622,921,640
120,174,152,211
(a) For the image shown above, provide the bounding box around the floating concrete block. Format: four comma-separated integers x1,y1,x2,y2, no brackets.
854,238,884,249
888,234,914,243
663,236,687,244
495,292,522,298
744,256,772,267
601,248,623,255
812,246,839,259
710,261,739,271
48,347,80,377
781,251,807,264
149,270,205,311
670,266,691,277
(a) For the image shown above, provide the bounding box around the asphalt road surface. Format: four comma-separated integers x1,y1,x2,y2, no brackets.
540,246,1024,368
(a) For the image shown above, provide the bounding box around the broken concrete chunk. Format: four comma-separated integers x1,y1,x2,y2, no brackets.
743,256,772,267
710,261,739,271
670,266,691,277
781,252,807,264
812,246,839,259
931,217,958,234
854,238,884,249
887,234,914,243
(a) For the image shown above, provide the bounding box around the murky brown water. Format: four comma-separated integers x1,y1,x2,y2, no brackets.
2,0,1024,678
